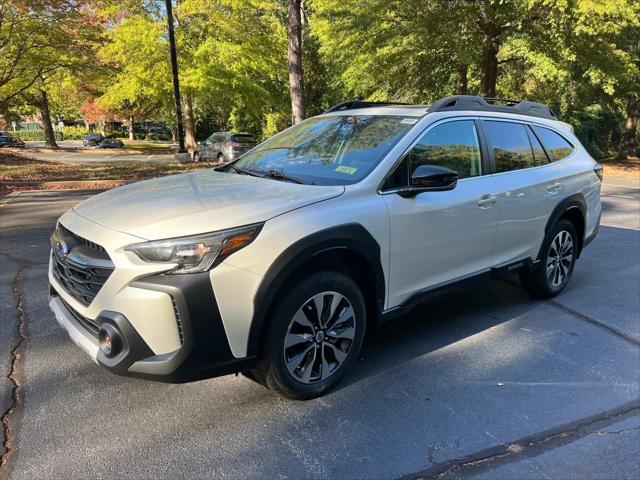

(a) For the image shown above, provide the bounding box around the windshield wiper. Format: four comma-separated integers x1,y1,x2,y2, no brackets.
264,170,305,184
228,163,305,184
227,164,262,178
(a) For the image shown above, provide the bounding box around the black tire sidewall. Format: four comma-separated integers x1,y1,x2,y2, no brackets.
537,219,578,296
259,271,366,400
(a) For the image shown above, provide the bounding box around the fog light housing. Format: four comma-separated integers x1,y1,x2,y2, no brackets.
98,324,122,357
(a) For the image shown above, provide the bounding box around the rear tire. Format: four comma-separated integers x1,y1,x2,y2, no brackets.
255,271,366,400
519,219,577,298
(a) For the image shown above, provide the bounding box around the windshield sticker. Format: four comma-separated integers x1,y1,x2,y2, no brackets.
335,165,358,175
401,118,418,124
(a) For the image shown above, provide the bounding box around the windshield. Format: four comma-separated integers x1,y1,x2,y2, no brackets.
228,115,416,185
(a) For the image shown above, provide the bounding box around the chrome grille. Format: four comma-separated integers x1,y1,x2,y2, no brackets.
51,224,114,306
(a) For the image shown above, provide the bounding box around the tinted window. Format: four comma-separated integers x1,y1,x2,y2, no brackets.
484,121,535,173
409,120,481,178
532,126,574,161
383,120,482,190
527,126,548,165
230,134,256,144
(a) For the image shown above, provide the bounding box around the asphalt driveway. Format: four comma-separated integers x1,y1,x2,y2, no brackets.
0,179,638,479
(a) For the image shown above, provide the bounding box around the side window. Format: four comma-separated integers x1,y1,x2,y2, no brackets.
484,121,535,173
410,120,482,176
527,126,549,166
383,120,482,190
532,126,575,162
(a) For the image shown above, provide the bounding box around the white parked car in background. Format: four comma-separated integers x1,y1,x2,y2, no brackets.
49,95,602,399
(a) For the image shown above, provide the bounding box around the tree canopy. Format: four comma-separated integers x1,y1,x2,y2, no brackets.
1,0,638,157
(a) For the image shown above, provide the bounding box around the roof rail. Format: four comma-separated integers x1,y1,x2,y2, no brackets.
427,95,557,120
324,100,410,113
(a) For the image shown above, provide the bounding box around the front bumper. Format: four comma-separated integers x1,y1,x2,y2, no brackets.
49,294,100,362
48,209,257,383
49,271,257,382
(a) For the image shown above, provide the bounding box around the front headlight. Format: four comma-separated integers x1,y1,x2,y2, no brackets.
125,223,263,274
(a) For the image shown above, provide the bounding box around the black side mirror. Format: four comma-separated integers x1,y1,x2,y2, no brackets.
398,164,458,197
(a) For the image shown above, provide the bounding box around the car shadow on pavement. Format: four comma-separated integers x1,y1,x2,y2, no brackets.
338,277,537,392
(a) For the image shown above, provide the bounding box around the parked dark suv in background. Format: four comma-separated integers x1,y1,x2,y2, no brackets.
0,131,13,147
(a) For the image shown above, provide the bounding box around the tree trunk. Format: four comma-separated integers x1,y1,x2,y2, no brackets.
619,97,639,159
288,0,305,124
478,0,500,99
182,93,196,150
480,35,499,97
457,63,468,95
128,115,135,141
37,89,58,148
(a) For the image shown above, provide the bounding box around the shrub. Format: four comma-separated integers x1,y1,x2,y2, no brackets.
147,132,171,142
570,104,624,159
106,130,126,139
13,130,46,141
61,125,90,140
13,128,89,141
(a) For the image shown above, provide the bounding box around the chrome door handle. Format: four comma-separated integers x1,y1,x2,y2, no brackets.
547,183,562,193
478,194,498,208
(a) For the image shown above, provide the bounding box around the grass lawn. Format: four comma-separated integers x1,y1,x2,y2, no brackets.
0,151,209,194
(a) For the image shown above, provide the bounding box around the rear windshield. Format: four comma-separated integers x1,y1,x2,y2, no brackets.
230,115,416,185
230,134,256,143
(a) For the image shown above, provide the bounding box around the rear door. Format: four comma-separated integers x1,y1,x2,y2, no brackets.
383,118,499,307
207,133,222,160
482,119,561,266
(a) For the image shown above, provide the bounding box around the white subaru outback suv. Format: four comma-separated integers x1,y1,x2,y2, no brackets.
49,96,602,399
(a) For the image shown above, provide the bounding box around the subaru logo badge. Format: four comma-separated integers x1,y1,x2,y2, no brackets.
55,240,69,260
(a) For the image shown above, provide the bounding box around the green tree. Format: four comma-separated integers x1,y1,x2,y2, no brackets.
98,12,172,140
1,0,101,146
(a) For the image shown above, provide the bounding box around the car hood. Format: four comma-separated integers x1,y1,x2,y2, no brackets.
72,169,344,240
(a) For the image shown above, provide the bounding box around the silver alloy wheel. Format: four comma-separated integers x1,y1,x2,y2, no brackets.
283,291,356,384
546,230,574,287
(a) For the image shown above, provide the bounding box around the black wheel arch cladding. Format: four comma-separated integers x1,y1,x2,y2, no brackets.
247,223,385,357
544,193,587,258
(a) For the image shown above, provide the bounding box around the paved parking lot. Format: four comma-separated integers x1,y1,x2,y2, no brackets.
1,179,638,479
23,142,176,164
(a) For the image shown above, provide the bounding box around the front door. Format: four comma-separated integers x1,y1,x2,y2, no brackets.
383,119,499,307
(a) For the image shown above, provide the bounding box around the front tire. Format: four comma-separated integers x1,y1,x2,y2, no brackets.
520,219,578,298
255,271,366,400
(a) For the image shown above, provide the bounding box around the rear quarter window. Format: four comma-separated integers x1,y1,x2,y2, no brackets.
531,126,575,161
